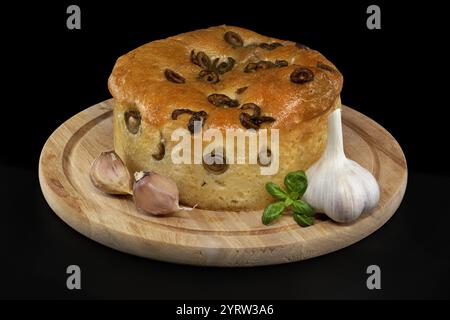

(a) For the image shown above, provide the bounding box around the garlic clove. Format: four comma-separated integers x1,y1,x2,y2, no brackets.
90,151,133,195
133,171,180,215
303,108,380,223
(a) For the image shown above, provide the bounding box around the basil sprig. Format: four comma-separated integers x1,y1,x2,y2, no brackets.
262,171,315,227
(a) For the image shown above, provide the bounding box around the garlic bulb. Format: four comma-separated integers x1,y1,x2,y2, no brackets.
303,108,380,223
90,151,133,195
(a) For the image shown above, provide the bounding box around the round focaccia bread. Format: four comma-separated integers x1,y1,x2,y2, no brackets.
108,25,343,211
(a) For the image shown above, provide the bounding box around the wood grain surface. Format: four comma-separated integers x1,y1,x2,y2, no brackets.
38,99,407,267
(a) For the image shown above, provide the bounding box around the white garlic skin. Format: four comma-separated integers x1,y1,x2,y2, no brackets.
303,109,380,223
133,171,180,215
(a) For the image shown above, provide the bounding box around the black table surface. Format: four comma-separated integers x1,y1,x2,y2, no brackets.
1,164,449,299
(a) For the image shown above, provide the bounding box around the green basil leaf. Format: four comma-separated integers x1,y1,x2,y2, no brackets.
289,191,299,200
265,182,289,200
291,200,315,217
284,198,294,207
293,212,314,227
284,171,308,198
262,201,286,225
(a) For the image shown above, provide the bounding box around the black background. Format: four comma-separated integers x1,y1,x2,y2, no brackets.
1,1,449,300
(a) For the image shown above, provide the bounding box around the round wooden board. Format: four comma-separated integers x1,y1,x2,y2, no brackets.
39,99,407,267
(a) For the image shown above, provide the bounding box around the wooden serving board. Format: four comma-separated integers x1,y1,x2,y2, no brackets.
39,99,407,267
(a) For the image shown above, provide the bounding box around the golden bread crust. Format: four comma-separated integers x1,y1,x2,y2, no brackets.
109,26,343,211
108,25,343,130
